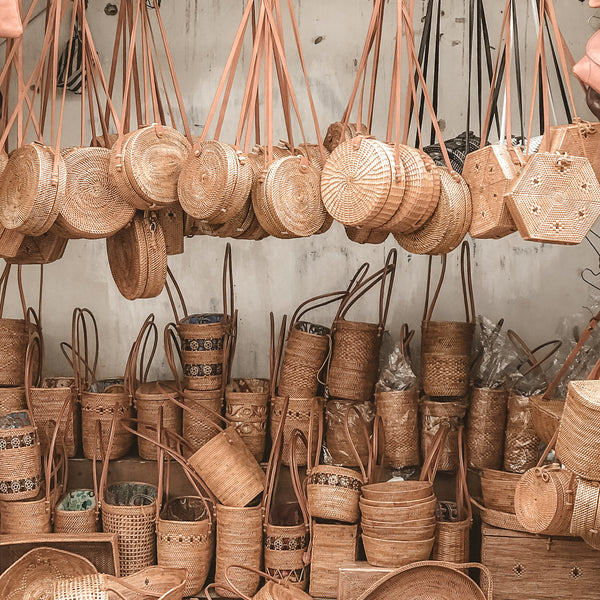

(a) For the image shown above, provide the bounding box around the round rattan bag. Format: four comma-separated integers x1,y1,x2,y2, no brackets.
55,147,135,239
177,140,253,225
395,167,471,255
110,124,191,210
0,143,65,236
106,212,167,300
254,155,326,238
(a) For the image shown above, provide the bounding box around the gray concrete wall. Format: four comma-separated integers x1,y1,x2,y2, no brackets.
3,0,600,381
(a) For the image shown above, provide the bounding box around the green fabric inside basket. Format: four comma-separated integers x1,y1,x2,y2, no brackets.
106,482,158,506
57,489,97,511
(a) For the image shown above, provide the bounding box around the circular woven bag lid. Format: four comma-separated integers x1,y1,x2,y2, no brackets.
296,143,330,171
177,139,240,222
346,226,389,244
212,150,253,226
321,137,394,227
123,124,191,209
395,167,470,255
0,150,9,175
0,143,65,236
106,213,149,300
109,132,147,209
0,547,97,600
55,147,135,239
263,155,326,238
356,561,486,600
382,146,440,233
323,121,370,153
215,198,253,239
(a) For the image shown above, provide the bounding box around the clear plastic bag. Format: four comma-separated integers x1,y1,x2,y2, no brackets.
377,330,417,392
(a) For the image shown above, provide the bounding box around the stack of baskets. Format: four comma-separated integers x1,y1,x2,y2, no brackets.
359,481,437,568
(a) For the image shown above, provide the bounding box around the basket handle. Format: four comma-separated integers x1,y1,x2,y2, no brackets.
399,323,414,360
507,330,562,377
423,241,475,325
222,242,234,326
70,307,100,393
92,419,104,521
164,267,189,324
456,425,472,521
124,314,157,397
542,308,600,401
224,564,286,600
419,421,449,483
205,583,238,600
23,329,43,429
289,429,311,543
98,403,121,511
290,290,349,329
269,312,287,399
0,264,31,321
368,414,386,483
164,322,184,392
535,427,560,469
344,404,371,483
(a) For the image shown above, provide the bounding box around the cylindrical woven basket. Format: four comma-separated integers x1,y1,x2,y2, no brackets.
503,393,540,474
0,386,26,414
54,489,100,534
270,396,321,467
225,378,269,462
0,484,54,534
0,409,42,502
135,382,183,461
182,390,223,454
570,477,600,549
375,389,419,468
215,504,263,598
325,398,374,467
480,469,521,514
420,399,469,472
362,534,435,568
466,387,508,470
80,380,134,461
556,380,600,479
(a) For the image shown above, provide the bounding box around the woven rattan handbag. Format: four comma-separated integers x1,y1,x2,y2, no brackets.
71,308,135,461
505,0,600,245
432,427,472,563
0,264,39,386
99,412,158,577
262,420,310,591
514,428,576,536
106,211,167,300
327,250,397,402
421,241,475,397
306,405,371,523
570,477,600,550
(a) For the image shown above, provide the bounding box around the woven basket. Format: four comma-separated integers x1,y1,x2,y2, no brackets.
182,390,223,454
110,124,191,210
530,396,563,446
420,398,469,472
270,396,321,468
0,264,36,387
323,121,369,153
55,146,135,239
382,145,440,234
254,155,326,238
106,212,167,300
556,380,600,479
325,398,374,467
570,477,600,549
328,250,397,401
81,381,134,461
54,488,100,534
395,167,471,255
359,496,437,523
362,534,435,568
0,142,65,236
355,560,491,600
0,547,98,600
177,140,252,224
503,393,540,474
481,469,521,514
466,387,508,470
5,228,68,264
310,522,358,598
279,291,345,398
515,431,577,536
53,567,187,600
375,389,419,468
158,202,185,255
0,227,25,258
215,504,263,598
505,151,600,245
225,378,269,462
306,405,370,523
361,481,433,503
421,242,475,397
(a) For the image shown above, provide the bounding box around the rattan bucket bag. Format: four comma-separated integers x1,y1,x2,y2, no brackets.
570,477,600,550
374,324,420,469
327,249,397,402
306,405,372,523
72,308,134,461
421,241,476,397
99,411,158,577
0,264,39,386
504,0,600,245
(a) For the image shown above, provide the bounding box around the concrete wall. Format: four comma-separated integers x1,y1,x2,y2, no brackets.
4,0,600,381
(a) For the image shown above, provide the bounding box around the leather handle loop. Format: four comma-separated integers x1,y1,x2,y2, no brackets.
536,427,560,468
290,290,349,328
344,404,371,483
164,268,189,325
269,313,287,399
163,322,183,392
419,422,449,483
289,428,311,534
